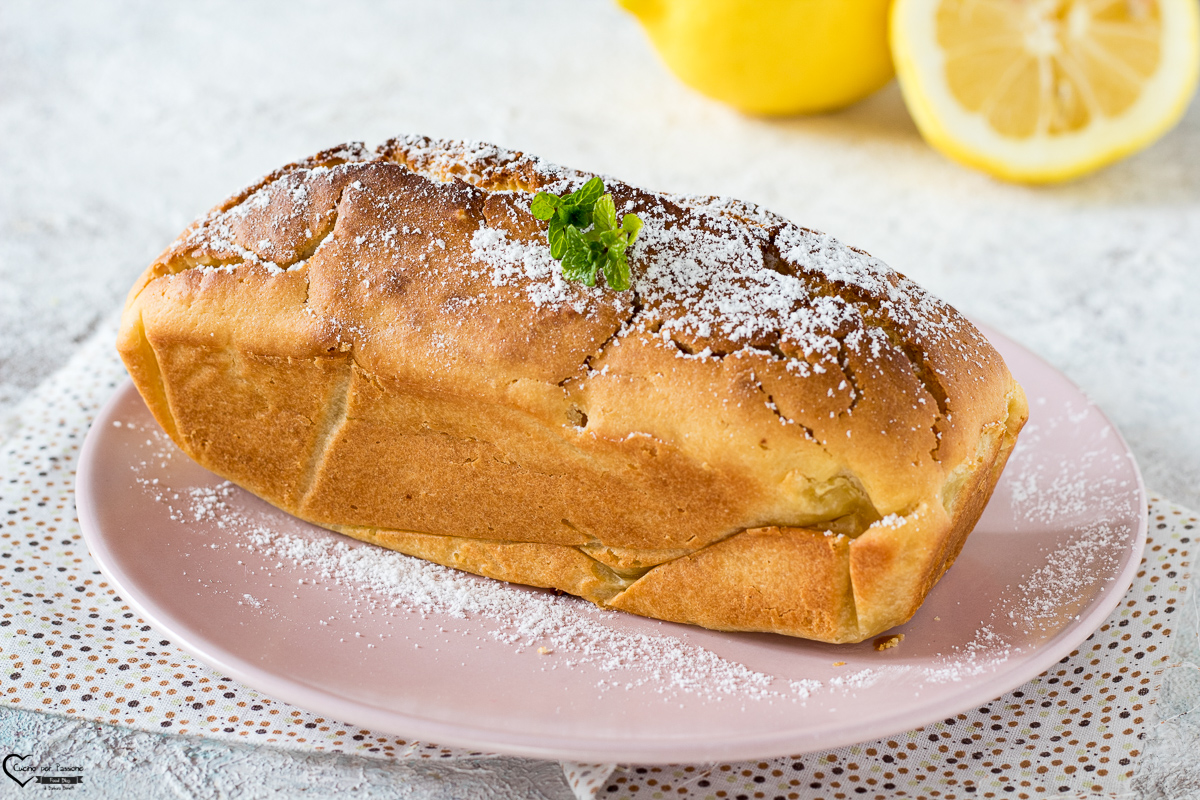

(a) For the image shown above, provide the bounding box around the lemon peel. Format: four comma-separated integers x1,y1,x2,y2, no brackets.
618,0,894,116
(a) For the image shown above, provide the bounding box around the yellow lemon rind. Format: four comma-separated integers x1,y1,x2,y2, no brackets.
622,0,896,117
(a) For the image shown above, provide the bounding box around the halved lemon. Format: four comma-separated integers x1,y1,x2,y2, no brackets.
891,0,1200,183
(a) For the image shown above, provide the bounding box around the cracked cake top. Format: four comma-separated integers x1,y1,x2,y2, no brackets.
133,135,1014,526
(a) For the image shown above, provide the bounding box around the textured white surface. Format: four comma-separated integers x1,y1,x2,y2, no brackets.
1,0,1198,797
0,705,574,799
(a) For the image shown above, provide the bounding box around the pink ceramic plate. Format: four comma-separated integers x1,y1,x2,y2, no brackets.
76,325,1146,763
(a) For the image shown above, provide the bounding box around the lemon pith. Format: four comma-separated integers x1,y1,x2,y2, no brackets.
619,0,895,116
892,0,1200,183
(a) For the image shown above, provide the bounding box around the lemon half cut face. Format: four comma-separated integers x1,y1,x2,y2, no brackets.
893,0,1200,182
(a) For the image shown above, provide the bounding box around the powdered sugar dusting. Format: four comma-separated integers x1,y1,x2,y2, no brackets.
1008,519,1123,632
180,161,358,274
361,137,982,383
385,134,581,190
159,133,1000,442
920,625,1014,684
240,593,265,609
181,481,829,705
468,226,591,313
996,399,1138,635
632,204,805,345
915,396,1142,683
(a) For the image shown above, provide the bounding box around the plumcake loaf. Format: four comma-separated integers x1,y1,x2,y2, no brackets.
117,137,1027,644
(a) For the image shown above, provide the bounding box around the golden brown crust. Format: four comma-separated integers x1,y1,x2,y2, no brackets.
118,136,1027,643
610,526,858,642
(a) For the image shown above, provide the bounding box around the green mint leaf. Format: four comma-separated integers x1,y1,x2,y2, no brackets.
561,249,594,285
571,177,605,210
562,203,593,230
589,238,610,264
547,218,568,260
527,176,642,292
530,192,561,221
564,225,594,268
602,251,632,291
593,193,617,232
564,223,588,251
620,213,642,244
561,229,598,286
596,228,624,250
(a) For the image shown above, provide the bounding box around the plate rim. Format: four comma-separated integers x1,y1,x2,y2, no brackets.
76,324,1148,763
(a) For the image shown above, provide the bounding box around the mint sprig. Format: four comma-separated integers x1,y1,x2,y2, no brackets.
530,177,642,291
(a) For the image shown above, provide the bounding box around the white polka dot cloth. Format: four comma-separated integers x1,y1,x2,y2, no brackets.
591,497,1194,799
1,324,1196,800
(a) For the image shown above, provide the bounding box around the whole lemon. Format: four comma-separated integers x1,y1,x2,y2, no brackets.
618,0,895,116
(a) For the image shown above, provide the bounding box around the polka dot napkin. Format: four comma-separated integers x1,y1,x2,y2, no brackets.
1,324,1196,800
0,329,487,762
591,500,1194,799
